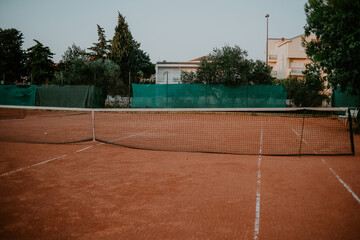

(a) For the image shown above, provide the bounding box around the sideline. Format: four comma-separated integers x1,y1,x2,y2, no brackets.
291,128,359,204
321,159,360,204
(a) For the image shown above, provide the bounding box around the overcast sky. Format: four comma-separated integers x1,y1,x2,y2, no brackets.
0,0,308,63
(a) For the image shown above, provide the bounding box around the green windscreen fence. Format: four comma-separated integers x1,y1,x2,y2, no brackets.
0,85,104,108
132,84,287,108
0,85,37,106
36,85,105,108
332,88,360,107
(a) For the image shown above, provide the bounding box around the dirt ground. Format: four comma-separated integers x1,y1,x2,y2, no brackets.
0,134,359,239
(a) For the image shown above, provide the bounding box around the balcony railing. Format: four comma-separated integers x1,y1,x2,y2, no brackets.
289,67,305,75
269,54,277,62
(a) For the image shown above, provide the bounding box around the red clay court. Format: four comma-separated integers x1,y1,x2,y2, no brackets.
0,107,359,239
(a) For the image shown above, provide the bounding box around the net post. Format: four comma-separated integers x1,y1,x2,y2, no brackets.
348,108,355,155
92,110,96,142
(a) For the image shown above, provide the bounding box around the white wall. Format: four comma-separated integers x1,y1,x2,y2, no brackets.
156,63,199,84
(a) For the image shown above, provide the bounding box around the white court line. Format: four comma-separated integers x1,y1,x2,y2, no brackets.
291,128,308,144
254,125,263,240
75,146,94,153
291,128,359,204
0,130,151,178
96,130,151,146
321,159,360,204
0,155,67,177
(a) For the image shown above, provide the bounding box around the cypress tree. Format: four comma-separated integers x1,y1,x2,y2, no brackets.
110,12,137,96
88,25,110,61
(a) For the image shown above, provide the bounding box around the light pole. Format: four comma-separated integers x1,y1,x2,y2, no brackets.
265,14,269,65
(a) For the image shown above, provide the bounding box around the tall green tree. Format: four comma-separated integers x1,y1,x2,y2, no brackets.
25,40,55,84
274,63,328,107
248,60,273,85
181,45,273,85
88,25,111,61
59,44,89,72
134,48,155,80
304,0,360,95
109,12,155,95
110,12,137,95
0,28,25,84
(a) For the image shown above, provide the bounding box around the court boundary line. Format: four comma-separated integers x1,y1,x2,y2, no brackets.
291,128,359,204
254,124,263,240
321,159,360,204
291,128,308,145
0,130,151,178
0,154,68,177
96,130,151,146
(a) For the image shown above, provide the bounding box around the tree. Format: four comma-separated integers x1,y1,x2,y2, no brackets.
54,58,122,96
248,60,273,85
181,71,198,84
91,59,123,96
181,45,273,85
304,0,360,95
110,12,137,95
88,25,111,61
59,44,89,72
134,48,155,80
0,28,25,84
274,63,328,107
25,40,55,84
109,12,155,95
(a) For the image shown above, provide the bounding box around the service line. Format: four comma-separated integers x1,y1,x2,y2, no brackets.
0,130,151,178
0,154,68,177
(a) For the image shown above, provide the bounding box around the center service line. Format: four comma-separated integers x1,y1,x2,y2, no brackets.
254,124,263,240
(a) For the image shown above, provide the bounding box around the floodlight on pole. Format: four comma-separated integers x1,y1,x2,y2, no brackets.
265,14,269,65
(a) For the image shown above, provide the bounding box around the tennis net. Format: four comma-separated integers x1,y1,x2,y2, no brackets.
0,106,355,156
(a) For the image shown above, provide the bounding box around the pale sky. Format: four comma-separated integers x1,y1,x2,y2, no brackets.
0,0,308,63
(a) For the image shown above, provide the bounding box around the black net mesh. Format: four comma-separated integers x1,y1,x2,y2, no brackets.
0,107,354,155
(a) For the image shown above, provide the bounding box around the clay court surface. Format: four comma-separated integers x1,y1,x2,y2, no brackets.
0,135,359,240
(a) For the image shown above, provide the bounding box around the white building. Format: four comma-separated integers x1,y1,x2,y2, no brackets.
268,33,317,79
155,58,202,84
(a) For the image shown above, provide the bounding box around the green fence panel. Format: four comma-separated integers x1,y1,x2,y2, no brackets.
332,88,360,107
0,85,37,106
37,85,105,108
132,84,287,108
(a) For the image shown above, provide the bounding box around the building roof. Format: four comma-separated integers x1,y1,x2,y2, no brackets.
269,33,317,42
156,61,200,65
156,56,209,65
189,56,209,62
